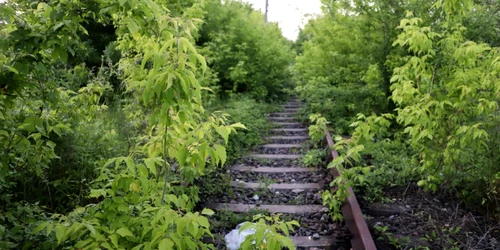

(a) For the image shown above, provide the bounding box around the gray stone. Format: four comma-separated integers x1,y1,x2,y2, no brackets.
312,233,321,240
292,189,304,194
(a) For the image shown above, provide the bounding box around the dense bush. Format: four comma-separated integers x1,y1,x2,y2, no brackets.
297,0,500,218
198,0,294,100
293,11,391,133
0,0,298,248
208,95,277,163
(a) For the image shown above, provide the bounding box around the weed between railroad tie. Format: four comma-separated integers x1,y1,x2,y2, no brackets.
302,149,327,168
289,195,305,205
257,158,272,165
254,176,275,198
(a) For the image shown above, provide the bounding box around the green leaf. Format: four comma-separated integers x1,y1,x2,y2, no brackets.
33,222,49,234
230,122,247,130
127,18,140,34
177,147,189,166
6,66,18,74
255,225,265,243
53,46,68,62
278,222,289,236
158,238,174,250
46,223,53,237
75,239,93,248
144,158,157,175
238,222,255,233
201,208,214,216
267,238,278,250
214,144,226,166
196,216,210,228
84,223,96,236
55,225,65,244
109,234,119,248
125,157,135,173
216,127,230,144
116,227,134,238
103,158,115,168
101,242,113,249
89,189,106,198
53,22,65,31
280,237,296,250
195,54,207,72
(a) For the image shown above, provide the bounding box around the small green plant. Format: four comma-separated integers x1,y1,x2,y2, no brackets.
212,210,261,231
301,149,327,168
289,195,305,205
308,114,329,144
239,175,275,198
239,214,299,250
258,176,275,190
257,158,272,165
374,225,411,249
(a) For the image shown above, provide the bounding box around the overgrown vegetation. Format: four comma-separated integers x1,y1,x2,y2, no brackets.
0,0,293,248
198,0,294,100
207,96,278,163
294,0,500,224
2,0,498,248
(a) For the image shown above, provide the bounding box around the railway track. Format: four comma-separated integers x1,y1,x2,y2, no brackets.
205,98,375,250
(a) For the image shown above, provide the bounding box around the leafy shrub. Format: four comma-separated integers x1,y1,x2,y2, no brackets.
198,0,294,100
239,214,299,250
315,0,500,218
301,149,327,168
208,95,276,163
354,138,418,202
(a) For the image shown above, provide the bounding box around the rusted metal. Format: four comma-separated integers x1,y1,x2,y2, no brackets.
324,129,377,250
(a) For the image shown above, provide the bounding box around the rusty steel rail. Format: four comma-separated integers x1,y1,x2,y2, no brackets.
324,129,377,250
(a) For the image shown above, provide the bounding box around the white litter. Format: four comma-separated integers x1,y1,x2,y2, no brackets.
252,194,260,201
225,222,273,250
225,222,257,250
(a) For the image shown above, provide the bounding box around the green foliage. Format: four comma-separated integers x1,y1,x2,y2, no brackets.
239,214,299,250
208,95,275,163
0,202,54,249
390,8,499,207
293,10,390,133
304,0,500,218
0,0,263,248
0,0,130,212
33,158,216,250
307,113,328,144
42,1,242,248
198,0,294,100
301,149,327,168
209,209,265,233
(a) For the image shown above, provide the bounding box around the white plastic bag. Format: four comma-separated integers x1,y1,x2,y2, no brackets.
224,222,256,250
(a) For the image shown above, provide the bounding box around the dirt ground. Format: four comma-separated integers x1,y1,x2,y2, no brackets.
360,184,500,250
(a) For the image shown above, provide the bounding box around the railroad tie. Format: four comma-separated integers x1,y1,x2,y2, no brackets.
206,98,349,249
